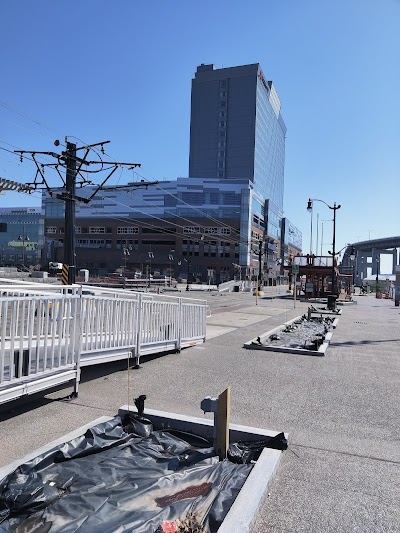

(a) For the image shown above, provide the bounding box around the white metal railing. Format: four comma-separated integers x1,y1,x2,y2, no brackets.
0,289,82,404
0,283,207,404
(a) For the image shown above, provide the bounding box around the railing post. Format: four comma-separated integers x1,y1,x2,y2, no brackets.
135,293,143,367
177,297,183,352
72,286,83,398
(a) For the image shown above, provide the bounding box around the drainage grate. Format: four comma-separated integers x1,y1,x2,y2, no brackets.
354,321,368,324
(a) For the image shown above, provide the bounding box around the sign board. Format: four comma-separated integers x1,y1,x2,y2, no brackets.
292,264,299,274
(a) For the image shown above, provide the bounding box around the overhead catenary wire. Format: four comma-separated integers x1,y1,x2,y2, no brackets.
1,101,245,238
107,187,240,237
90,143,243,237
1,103,263,253
88,207,243,249
0,100,65,138
88,196,254,250
136,169,242,237
3,136,259,251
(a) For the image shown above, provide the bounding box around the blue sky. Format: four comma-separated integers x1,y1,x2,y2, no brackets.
1,0,399,271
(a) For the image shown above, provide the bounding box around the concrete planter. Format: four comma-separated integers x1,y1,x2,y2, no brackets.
244,315,339,356
0,407,286,533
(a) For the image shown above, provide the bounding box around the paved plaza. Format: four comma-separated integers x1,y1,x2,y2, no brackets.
0,288,399,532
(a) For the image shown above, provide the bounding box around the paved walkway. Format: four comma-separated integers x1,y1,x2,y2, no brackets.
0,291,399,532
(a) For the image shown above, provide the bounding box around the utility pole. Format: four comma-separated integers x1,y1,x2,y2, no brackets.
64,142,77,284
258,240,263,292
15,139,157,285
251,239,265,294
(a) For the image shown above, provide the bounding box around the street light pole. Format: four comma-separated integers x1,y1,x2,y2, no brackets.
122,245,131,289
18,221,30,268
307,199,341,295
148,251,154,289
168,250,175,287
186,259,191,291
332,203,338,295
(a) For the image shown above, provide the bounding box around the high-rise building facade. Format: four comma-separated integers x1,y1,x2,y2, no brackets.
39,63,300,284
189,63,286,245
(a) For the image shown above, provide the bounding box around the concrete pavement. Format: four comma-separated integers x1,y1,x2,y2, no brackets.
0,289,399,532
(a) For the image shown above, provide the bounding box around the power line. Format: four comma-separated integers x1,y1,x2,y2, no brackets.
1,101,245,239
93,142,243,236
0,100,64,137
95,195,249,248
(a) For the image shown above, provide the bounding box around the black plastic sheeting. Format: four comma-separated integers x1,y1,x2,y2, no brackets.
0,416,253,532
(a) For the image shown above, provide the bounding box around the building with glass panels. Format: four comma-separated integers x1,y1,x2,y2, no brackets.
189,63,286,251
281,217,303,269
40,62,300,284
0,207,44,267
42,178,253,282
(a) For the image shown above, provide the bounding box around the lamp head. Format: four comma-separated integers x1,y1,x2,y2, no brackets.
307,199,313,212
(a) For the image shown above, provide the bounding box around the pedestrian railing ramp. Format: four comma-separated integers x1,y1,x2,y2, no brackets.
0,283,207,404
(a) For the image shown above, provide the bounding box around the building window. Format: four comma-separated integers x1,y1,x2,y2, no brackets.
89,227,105,234
75,227,81,234
204,227,218,234
59,228,64,234
218,150,225,158
117,227,139,234
218,171,224,178
219,80,227,88
76,239,106,248
46,227,57,234
183,226,200,234
218,160,224,169
219,228,231,235
218,140,225,148
219,91,227,98
218,130,226,138
117,239,138,249
219,111,226,119
218,121,226,128
219,100,226,108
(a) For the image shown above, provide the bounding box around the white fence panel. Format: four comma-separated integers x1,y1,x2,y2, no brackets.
181,302,207,345
0,292,82,404
0,284,207,404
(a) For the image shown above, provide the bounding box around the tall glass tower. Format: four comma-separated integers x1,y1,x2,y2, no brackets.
189,63,286,243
